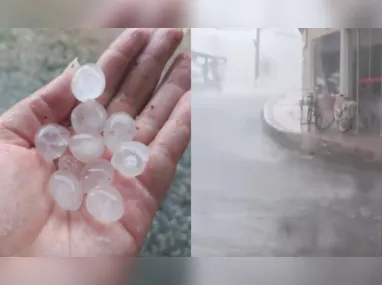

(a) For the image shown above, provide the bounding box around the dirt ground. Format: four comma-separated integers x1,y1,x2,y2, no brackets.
0,28,190,257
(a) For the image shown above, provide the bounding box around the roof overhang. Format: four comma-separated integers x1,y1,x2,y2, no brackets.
298,28,305,34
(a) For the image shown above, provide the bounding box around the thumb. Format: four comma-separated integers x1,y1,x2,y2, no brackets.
0,58,80,148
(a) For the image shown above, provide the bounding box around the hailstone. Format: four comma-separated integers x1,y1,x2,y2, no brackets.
103,112,137,153
85,185,124,223
71,63,106,102
35,124,70,161
39,60,154,216
48,170,84,211
71,99,107,134
69,133,104,163
57,154,84,178
111,141,149,177
81,159,114,193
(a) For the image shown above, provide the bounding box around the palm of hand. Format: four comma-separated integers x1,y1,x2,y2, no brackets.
0,28,190,257
0,143,152,257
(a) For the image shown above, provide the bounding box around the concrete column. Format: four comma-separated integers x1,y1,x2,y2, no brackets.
306,30,315,91
308,42,314,91
340,28,350,95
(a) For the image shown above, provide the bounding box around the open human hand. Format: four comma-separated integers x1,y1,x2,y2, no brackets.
0,28,190,257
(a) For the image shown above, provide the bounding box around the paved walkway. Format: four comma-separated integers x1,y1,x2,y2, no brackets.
263,94,382,168
263,93,302,133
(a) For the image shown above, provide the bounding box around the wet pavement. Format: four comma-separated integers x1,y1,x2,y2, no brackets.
192,89,382,257
263,94,382,169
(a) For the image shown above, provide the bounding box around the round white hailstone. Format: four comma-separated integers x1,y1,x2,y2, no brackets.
57,154,84,178
48,170,84,211
81,159,114,193
127,140,149,162
85,185,124,223
71,100,107,134
103,112,137,153
35,124,70,161
111,141,149,177
69,133,105,163
71,63,106,102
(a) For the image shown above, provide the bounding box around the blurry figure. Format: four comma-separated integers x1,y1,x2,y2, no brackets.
83,0,186,27
358,83,381,133
0,0,186,27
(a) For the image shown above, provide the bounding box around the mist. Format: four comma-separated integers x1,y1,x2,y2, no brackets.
192,28,302,95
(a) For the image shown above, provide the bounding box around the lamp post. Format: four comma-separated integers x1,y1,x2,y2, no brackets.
254,28,261,81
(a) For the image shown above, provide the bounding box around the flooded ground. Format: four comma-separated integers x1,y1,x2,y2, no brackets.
192,29,382,256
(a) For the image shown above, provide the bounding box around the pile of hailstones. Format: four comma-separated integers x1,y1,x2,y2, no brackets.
35,63,149,224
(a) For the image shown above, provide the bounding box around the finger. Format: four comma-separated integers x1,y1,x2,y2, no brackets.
107,28,183,117
134,52,190,145
96,28,152,106
139,91,190,201
112,92,190,248
0,59,80,148
103,92,190,250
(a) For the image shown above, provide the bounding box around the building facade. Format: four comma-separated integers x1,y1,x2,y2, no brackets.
301,28,382,134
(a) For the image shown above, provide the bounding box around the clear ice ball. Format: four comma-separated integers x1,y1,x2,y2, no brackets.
35,124,70,161
69,133,104,163
103,112,137,153
111,141,149,177
81,159,114,193
71,63,106,102
71,100,107,134
57,154,84,178
48,170,84,211
85,185,124,223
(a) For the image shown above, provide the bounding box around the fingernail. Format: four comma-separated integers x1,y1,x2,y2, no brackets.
66,57,80,71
